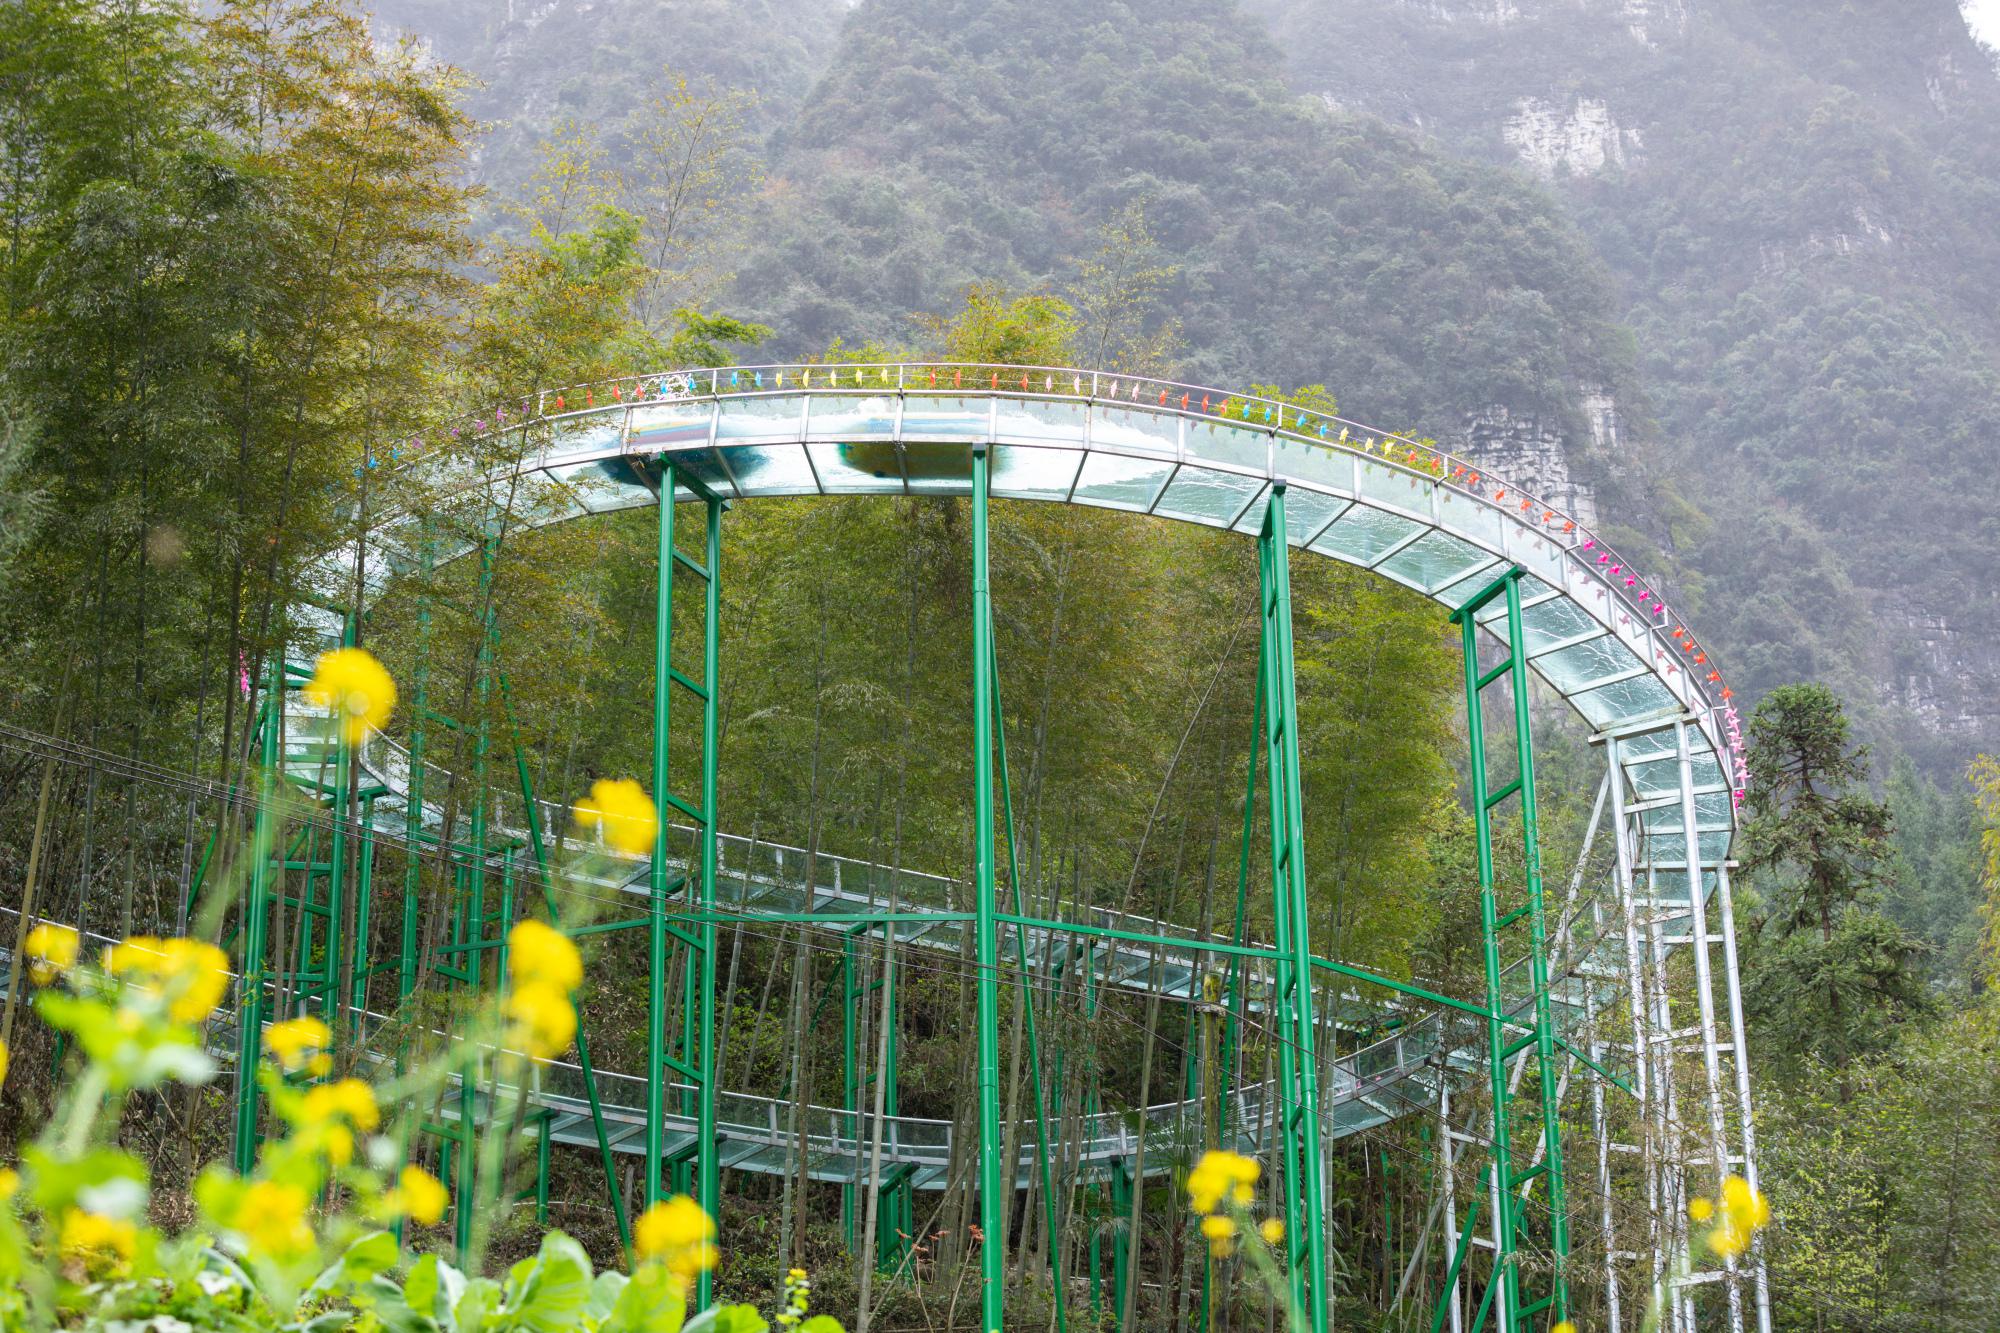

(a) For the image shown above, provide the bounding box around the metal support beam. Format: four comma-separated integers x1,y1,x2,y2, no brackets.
970,444,1008,1333
1258,485,1330,1333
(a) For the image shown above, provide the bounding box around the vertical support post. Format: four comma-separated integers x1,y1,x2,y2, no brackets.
1449,566,1570,1332
232,661,283,1174
970,444,1007,1333
1256,485,1329,1333
646,471,676,1218
322,609,358,1029
1712,861,1773,1333
648,459,723,1309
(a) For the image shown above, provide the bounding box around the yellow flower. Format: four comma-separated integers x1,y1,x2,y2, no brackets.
396,1165,449,1226
303,647,397,745
104,937,230,1023
505,981,578,1060
508,919,582,994
0,1039,9,1086
302,1077,380,1132
24,923,78,985
266,1016,331,1072
573,777,659,856
634,1195,718,1283
0,1168,17,1199
1259,1217,1284,1245
1201,1212,1236,1257
60,1209,136,1273
1689,1197,1715,1223
1703,1174,1770,1259
1553,1323,1577,1333
1186,1149,1260,1215
234,1180,315,1260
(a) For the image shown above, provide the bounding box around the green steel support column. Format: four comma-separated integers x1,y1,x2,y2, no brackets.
231,662,283,1174
647,461,723,1311
969,445,1007,1333
645,474,675,1217
453,536,499,1263
1448,566,1570,1332
1257,485,1330,1333
842,932,861,1245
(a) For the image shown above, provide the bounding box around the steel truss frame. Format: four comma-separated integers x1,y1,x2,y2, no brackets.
191,415,1768,1333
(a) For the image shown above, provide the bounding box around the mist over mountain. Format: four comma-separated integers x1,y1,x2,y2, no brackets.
369,0,2000,772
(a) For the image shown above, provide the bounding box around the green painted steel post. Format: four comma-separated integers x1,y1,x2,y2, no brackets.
232,662,282,1174
646,467,675,1217
1448,565,1571,1331
970,445,1007,1333
1501,572,1570,1325
693,485,723,1310
1258,486,1330,1333
393,532,434,1245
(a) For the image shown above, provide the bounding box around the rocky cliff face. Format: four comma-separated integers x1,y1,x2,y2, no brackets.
1248,0,2000,763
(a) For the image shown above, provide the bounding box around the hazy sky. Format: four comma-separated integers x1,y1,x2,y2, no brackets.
1966,0,2000,48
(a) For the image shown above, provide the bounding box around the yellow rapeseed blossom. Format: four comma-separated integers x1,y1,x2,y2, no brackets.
1553,1323,1577,1333
1259,1217,1284,1245
397,1165,449,1226
1695,1174,1771,1259
573,777,659,856
505,980,578,1060
0,1039,9,1086
302,1078,381,1132
24,922,79,984
634,1195,718,1285
1186,1149,1260,1214
104,936,230,1023
304,647,397,745
0,1168,18,1199
235,1180,315,1260
266,1016,331,1072
60,1209,136,1272
1200,1212,1236,1257
508,918,582,994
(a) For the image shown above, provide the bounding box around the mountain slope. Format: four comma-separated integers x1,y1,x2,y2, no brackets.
1249,0,2000,766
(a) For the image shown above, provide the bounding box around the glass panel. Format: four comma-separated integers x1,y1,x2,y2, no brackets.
538,457,654,514
1235,485,1343,543
1518,595,1602,651
1504,522,1565,580
509,468,591,528
662,450,736,501
1090,405,1178,457
1357,460,1433,518
717,443,820,495
1431,564,1506,612
901,395,991,440
895,442,973,493
536,414,625,462
627,402,711,451
1311,505,1427,565
993,398,1089,444
1436,490,1506,550
1376,530,1489,591
806,441,903,492
804,395,898,442
1153,467,1265,526
1070,452,1175,511
1535,635,1639,693
1184,418,1267,472
1272,434,1356,495
1691,752,1725,788
991,444,1083,500
1573,674,1677,727
715,395,803,441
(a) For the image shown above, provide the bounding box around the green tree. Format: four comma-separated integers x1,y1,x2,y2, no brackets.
1741,684,1927,1069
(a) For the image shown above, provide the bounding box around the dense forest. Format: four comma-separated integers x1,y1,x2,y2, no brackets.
1,1,1998,1331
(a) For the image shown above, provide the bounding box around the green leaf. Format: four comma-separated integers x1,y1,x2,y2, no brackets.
308,1229,401,1298
797,1317,844,1333
497,1231,595,1331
